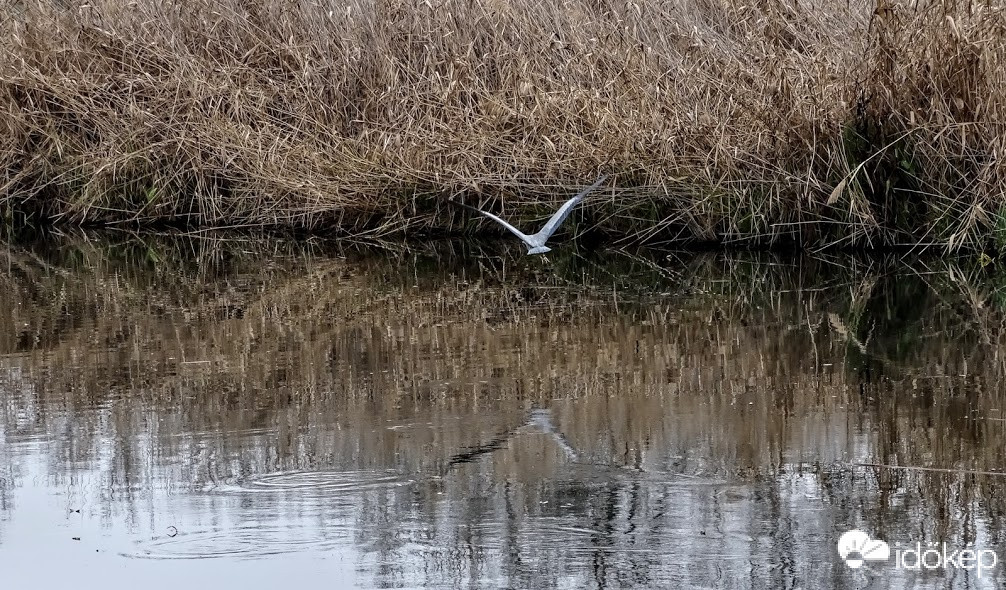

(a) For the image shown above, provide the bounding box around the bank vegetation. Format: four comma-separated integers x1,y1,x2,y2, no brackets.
1,0,1004,249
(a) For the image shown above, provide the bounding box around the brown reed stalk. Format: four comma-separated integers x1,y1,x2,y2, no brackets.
0,0,1003,249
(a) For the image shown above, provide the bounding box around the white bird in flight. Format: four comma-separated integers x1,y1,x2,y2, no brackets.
456,175,609,254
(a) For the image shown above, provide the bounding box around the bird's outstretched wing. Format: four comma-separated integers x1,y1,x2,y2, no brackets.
452,199,534,246
531,174,608,242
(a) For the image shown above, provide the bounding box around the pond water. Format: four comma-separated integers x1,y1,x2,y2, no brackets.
1,235,1005,589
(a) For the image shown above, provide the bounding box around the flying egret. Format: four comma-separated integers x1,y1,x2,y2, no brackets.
455,175,609,254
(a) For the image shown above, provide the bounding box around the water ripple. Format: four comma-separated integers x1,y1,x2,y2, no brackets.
125,524,341,560
214,469,415,496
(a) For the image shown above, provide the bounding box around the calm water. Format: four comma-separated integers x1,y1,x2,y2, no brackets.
2,236,1006,588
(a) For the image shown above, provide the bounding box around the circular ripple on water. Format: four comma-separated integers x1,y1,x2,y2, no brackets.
125,524,342,560
213,469,415,497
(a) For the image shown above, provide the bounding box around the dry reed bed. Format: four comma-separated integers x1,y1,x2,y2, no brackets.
0,0,1004,247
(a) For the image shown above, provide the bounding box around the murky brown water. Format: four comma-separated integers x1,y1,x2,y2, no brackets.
2,236,1006,588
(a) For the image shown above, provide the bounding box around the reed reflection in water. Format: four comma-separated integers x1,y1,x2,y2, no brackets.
1,236,1006,589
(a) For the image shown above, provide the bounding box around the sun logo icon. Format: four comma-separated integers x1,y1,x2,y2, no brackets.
838,529,891,569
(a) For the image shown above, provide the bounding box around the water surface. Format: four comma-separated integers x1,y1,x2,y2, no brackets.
1,237,1005,588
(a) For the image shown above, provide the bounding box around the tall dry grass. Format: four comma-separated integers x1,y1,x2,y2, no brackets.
0,0,1004,248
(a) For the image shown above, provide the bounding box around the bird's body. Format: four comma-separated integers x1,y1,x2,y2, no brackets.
455,175,608,255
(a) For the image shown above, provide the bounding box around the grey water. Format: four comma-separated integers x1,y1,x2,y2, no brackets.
1,236,1005,589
